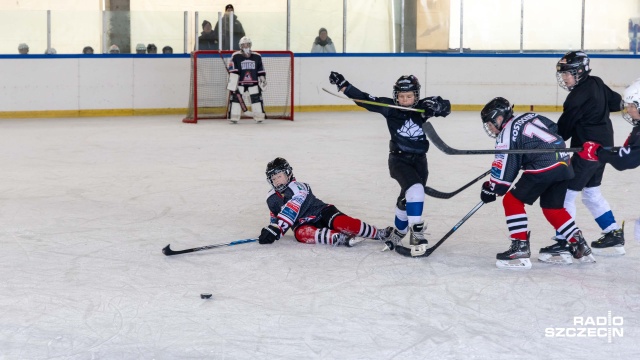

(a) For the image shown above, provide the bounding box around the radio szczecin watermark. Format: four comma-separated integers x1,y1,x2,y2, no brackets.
545,311,623,343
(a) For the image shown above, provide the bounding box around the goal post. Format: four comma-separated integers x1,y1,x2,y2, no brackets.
183,50,294,123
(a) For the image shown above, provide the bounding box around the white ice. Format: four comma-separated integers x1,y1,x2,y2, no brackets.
0,112,638,359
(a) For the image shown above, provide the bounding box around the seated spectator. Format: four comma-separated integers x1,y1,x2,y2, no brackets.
135,43,146,54
162,46,173,54
18,43,29,54
109,45,120,54
311,28,336,53
82,46,94,54
198,20,217,50
147,43,158,54
45,48,57,54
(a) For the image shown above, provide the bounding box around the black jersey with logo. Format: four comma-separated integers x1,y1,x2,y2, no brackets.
266,181,327,234
228,51,266,87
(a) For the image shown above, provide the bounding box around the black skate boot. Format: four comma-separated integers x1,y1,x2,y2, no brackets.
568,231,596,263
496,238,531,269
394,222,429,257
332,233,362,247
381,227,406,251
590,223,625,256
538,238,573,265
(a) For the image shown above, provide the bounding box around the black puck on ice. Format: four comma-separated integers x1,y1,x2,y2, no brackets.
200,293,212,299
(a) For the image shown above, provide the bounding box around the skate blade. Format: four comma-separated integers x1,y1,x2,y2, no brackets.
346,238,366,247
578,254,597,263
496,258,532,270
591,246,625,256
537,253,573,265
255,120,263,124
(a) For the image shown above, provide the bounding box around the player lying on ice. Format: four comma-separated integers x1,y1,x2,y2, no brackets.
258,157,393,246
478,97,596,269
227,36,267,124
578,78,640,246
328,71,450,257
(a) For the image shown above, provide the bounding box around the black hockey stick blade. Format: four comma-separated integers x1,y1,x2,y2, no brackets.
162,238,258,256
424,169,491,199
395,201,484,258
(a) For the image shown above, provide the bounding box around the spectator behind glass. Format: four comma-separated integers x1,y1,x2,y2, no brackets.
198,20,216,50
136,43,146,54
147,43,157,54
162,46,173,54
109,45,120,54
212,4,246,50
45,48,57,54
82,46,94,54
18,43,29,54
311,28,336,53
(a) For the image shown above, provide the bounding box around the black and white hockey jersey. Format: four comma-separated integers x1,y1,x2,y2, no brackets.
228,51,266,87
489,113,573,195
266,180,328,235
598,125,640,171
344,85,429,154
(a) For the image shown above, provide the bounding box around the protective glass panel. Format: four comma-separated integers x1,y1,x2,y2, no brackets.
291,0,344,53
0,10,47,55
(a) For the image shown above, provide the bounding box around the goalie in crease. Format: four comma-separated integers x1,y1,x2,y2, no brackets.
227,36,267,123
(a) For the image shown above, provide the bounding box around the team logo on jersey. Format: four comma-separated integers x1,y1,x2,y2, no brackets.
241,60,256,70
242,73,255,82
491,159,503,170
397,120,424,139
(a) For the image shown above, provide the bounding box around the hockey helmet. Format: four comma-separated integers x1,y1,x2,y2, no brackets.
393,75,420,107
239,36,252,55
556,51,591,91
622,78,640,125
481,97,513,138
266,157,294,192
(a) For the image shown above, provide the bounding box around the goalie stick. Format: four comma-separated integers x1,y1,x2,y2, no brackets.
424,170,491,199
395,201,484,258
423,122,620,155
322,88,425,113
162,238,257,256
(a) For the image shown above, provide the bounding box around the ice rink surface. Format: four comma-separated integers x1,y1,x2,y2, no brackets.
0,111,638,359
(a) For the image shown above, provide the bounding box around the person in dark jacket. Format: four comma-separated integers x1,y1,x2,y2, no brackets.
211,4,246,51
198,20,217,50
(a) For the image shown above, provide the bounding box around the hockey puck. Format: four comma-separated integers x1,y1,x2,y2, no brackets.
200,293,212,299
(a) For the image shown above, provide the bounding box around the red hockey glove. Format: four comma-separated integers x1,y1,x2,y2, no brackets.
577,141,601,161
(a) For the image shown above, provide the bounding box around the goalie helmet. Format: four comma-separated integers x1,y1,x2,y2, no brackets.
481,97,513,138
393,75,420,107
622,78,640,125
556,51,591,91
266,157,294,192
239,36,252,55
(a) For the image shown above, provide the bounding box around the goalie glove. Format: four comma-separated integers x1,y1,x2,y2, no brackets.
259,224,281,244
329,71,350,91
417,96,451,118
259,76,267,91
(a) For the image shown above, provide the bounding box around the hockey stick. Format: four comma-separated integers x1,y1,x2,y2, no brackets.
424,122,621,155
424,170,491,199
162,238,258,256
322,87,425,113
395,201,484,258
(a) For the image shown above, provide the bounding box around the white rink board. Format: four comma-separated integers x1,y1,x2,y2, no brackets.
0,112,638,359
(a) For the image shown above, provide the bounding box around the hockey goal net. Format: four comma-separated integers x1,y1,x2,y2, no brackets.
183,50,294,123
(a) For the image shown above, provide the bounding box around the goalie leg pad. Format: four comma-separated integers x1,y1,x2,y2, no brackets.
229,102,241,123
248,86,265,122
227,73,239,92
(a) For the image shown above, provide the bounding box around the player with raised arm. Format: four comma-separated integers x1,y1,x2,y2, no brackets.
227,36,267,123
328,71,451,257
547,51,625,255
258,157,393,247
478,97,595,269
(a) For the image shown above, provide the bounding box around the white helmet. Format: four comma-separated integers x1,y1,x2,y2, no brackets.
239,36,251,55
622,78,640,125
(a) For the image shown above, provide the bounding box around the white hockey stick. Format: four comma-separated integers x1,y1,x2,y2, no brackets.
322,87,425,113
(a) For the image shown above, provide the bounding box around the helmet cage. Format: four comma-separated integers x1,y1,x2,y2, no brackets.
622,79,640,126
622,101,640,126
556,52,591,91
266,158,293,192
393,75,420,107
480,97,513,138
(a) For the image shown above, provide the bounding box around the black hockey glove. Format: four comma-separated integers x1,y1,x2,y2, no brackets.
329,71,350,91
417,96,451,118
480,181,497,204
259,224,281,244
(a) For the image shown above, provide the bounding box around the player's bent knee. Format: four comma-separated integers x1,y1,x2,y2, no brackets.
405,183,424,203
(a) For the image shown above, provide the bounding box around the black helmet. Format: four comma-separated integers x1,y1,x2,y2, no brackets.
556,51,591,91
266,157,293,192
480,97,513,138
393,75,420,107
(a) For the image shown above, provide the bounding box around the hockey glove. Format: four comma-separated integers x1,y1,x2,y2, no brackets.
259,224,281,244
417,96,451,118
577,141,601,161
329,71,350,91
259,76,267,91
480,181,497,204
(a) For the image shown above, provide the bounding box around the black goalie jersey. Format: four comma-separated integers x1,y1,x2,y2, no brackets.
228,52,266,87
490,113,573,195
266,181,328,234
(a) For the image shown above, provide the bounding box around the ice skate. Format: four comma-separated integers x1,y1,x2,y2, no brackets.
381,227,406,252
538,236,573,265
568,231,596,263
496,238,531,270
332,233,362,247
396,221,428,257
590,222,625,256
